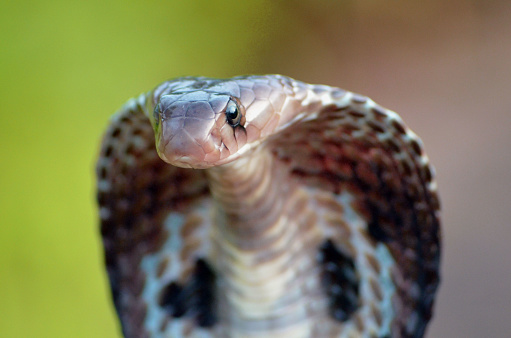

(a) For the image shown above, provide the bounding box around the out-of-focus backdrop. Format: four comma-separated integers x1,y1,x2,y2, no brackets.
1,1,509,337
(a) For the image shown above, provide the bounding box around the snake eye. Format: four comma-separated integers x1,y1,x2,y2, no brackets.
225,100,241,127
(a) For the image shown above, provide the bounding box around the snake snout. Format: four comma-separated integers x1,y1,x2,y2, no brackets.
154,95,220,169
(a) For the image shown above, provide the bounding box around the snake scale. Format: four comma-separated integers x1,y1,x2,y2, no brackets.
96,75,441,338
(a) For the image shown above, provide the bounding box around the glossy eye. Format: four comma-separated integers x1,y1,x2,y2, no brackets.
225,100,241,127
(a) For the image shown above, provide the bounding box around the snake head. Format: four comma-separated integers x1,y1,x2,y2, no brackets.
151,90,248,169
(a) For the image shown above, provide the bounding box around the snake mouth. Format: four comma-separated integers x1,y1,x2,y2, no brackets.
155,124,209,169
156,128,252,170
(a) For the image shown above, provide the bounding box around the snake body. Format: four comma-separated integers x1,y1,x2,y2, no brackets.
97,75,441,337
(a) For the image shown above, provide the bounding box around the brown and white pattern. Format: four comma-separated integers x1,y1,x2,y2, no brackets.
96,75,441,338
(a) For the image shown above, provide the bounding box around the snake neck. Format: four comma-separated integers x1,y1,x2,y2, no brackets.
205,147,327,334
205,146,295,250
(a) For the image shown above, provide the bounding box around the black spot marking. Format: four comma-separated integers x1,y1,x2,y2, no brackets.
370,106,387,118
111,128,121,138
385,138,401,154
319,104,348,114
104,145,113,157
159,258,217,328
368,216,391,242
410,139,422,156
159,282,186,317
193,259,217,327
318,239,360,322
392,120,406,135
99,166,107,179
423,165,432,183
402,160,413,177
348,110,366,119
120,115,132,125
367,121,385,134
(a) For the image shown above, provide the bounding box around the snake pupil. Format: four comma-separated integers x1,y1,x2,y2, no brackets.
225,101,241,127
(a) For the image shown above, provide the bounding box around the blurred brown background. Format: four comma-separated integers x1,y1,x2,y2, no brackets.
1,0,510,337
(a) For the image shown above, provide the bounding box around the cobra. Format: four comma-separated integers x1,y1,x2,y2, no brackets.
96,75,441,338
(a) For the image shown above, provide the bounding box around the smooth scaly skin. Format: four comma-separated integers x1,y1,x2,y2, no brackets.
97,75,441,337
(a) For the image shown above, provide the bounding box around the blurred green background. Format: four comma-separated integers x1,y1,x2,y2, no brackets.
1,1,510,337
